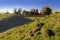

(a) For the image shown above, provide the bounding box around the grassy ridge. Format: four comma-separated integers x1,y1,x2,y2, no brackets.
0,13,60,40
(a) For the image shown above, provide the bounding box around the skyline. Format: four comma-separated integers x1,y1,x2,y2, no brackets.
0,0,60,13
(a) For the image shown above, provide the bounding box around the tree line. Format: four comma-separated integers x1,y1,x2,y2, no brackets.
14,6,52,16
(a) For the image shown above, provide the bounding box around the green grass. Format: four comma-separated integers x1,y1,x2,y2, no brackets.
0,13,60,40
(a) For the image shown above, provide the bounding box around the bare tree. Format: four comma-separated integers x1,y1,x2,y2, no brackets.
18,8,22,15
14,8,18,14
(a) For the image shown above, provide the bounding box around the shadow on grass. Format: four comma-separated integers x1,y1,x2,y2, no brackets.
0,15,34,33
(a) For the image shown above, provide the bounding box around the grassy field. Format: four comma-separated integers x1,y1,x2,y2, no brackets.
0,13,60,40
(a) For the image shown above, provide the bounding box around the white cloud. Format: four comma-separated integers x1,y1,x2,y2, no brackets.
0,8,13,13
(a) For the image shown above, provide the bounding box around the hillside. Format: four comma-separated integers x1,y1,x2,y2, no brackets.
0,13,60,40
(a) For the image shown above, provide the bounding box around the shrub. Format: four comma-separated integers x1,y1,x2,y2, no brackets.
47,29,55,36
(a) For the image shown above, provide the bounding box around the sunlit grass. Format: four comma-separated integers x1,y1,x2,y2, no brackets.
0,13,60,40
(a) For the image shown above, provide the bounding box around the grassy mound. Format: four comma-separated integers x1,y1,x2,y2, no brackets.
0,13,60,40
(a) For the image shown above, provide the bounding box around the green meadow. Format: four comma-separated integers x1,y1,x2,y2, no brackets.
0,13,60,40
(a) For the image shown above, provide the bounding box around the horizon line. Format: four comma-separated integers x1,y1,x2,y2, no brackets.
0,8,60,13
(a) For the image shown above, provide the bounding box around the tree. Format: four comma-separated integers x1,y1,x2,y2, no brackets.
6,11,9,14
30,9,35,15
35,9,39,15
18,8,22,15
14,8,18,14
41,6,52,15
22,10,26,16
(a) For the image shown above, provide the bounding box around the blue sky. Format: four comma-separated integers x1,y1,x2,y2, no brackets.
0,0,60,13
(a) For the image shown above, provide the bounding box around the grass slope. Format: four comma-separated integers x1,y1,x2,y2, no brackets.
0,13,60,40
